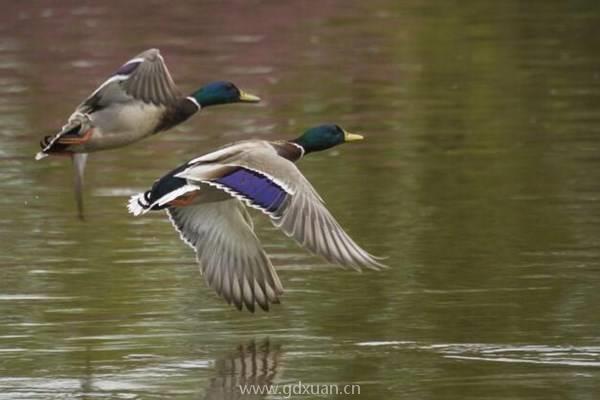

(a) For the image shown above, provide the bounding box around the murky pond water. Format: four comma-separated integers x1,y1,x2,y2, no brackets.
1,1,600,398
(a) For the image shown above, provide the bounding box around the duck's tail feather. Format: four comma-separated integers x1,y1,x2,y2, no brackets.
36,133,66,160
128,161,204,217
128,191,152,216
127,183,201,217
35,115,90,160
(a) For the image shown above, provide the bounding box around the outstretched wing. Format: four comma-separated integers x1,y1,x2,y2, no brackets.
176,143,386,271
78,48,180,114
167,200,284,312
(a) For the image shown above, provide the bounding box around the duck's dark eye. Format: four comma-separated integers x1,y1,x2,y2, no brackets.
229,85,240,95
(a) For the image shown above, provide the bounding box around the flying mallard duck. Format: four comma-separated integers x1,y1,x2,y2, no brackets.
35,48,260,218
127,124,386,312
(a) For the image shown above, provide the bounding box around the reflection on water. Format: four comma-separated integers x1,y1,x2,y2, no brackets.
1,0,600,399
0,339,282,399
204,340,282,400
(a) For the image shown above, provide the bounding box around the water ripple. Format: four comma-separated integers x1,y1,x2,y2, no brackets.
357,341,600,367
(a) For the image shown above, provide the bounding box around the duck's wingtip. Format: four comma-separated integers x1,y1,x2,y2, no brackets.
343,256,389,272
139,48,161,60
34,152,47,161
127,193,149,216
374,254,390,265
372,261,390,271
365,255,390,271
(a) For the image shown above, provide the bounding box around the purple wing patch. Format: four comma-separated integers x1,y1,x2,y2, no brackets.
112,60,141,77
216,168,288,213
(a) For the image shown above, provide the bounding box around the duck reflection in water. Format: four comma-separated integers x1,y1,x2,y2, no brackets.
202,340,283,400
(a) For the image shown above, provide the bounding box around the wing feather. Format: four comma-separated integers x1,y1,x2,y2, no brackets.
180,143,385,270
77,49,180,114
173,140,386,270
166,200,283,312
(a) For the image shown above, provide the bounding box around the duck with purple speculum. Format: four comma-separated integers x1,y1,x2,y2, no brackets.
128,124,387,312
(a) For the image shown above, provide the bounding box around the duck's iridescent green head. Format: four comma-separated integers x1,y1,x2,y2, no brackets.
190,81,260,108
292,124,364,154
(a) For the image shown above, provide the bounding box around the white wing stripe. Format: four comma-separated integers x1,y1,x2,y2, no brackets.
201,180,283,218
124,57,145,66
166,209,195,250
224,165,296,196
89,74,130,98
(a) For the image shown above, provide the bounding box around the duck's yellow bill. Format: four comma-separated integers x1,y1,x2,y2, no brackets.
239,91,261,103
344,131,364,142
